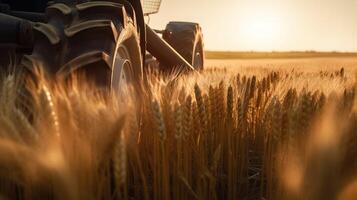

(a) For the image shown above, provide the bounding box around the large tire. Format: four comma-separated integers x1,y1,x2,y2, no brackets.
21,1,143,93
163,21,204,70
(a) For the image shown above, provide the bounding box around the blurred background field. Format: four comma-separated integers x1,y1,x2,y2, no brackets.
205,51,357,60
206,52,357,72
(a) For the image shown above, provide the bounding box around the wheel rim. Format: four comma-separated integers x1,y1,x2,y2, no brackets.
193,43,203,69
111,44,133,97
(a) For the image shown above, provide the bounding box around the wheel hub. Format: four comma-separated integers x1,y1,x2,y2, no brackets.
112,57,131,97
193,45,203,69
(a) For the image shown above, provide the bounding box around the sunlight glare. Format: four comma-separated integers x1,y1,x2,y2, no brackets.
239,10,283,50
248,17,280,40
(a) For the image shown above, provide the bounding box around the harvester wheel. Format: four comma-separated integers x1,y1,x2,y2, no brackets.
21,1,143,94
163,22,204,70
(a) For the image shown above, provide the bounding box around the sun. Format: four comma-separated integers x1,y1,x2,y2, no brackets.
246,16,280,40
239,11,283,50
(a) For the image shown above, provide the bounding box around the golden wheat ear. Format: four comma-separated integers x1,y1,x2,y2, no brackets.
174,102,183,139
182,95,192,137
96,116,126,165
112,129,127,198
151,99,166,140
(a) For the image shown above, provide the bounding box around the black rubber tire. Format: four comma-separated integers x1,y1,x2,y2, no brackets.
21,1,143,90
163,21,204,70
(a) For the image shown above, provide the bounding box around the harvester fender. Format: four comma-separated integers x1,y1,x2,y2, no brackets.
146,24,195,73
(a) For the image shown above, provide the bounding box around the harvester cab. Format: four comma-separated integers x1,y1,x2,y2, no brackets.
142,0,162,15
0,0,204,91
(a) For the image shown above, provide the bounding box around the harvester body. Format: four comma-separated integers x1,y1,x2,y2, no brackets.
0,0,203,87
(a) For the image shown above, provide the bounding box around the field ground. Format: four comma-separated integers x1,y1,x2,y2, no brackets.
205,51,357,60
206,57,357,70
0,57,356,199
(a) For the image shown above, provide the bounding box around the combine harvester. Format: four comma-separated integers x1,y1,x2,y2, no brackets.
0,0,204,90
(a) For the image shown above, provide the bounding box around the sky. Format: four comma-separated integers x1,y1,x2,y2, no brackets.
149,0,357,52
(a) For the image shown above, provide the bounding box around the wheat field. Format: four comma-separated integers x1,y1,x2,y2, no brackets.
0,58,356,200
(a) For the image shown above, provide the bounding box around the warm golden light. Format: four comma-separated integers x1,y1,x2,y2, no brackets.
239,12,283,50
152,0,357,51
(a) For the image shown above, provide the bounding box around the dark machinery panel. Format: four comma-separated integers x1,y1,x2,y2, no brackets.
1,0,50,12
